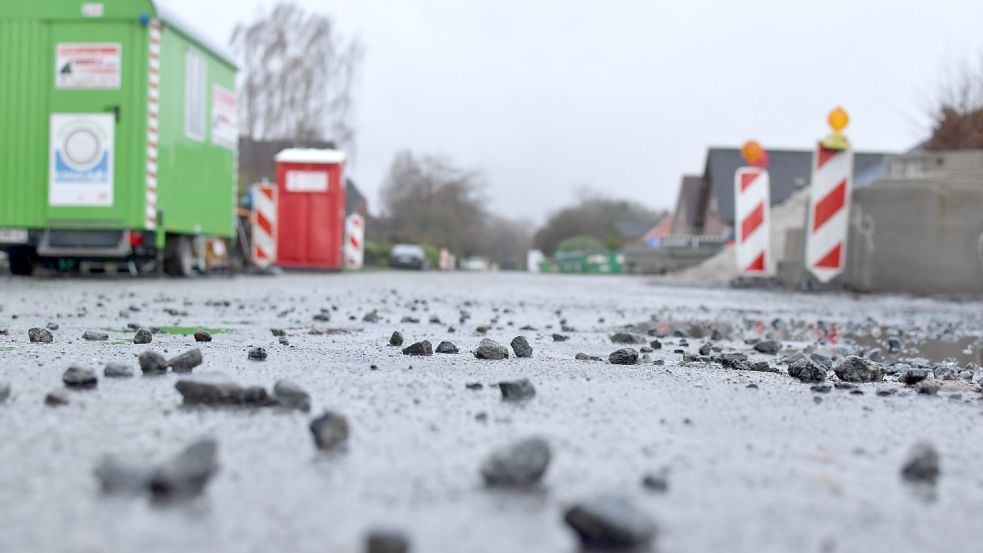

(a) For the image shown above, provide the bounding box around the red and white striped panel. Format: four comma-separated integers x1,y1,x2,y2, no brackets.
251,184,277,268
805,144,854,283
734,167,771,275
344,213,364,270
145,19,161,230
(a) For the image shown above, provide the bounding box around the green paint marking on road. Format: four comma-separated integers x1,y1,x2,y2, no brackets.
159,326,231,336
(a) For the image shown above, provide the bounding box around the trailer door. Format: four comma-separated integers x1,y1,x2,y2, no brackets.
46,20,137,227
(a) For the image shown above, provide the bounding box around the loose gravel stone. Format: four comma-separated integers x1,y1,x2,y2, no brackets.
104,362,134,378
834,356,884,382
310,410,350,450
271,328,286,337
0,382,10,404
552,334,569,342
362,311,381,323
499,378,536,401
194,330,212,342
719,352,748,367
610,332,645,345
139,351,169,374
641,471,669,493
900,368,929,385
133,328,152,344
45,389,70,406
474,338,509,360
273,379,311,412
94,457,152,496
753,340,781,355
564,495,657,550
901,442,940,484
608,348,639,365
389,331,404,346
28,327,53,343
510,336,533,358
435,341,459,354
82,330,109,341
168,348,203,373
402,340,433,356
481,436,551,487
365,530,409,553
148,439,219,499
46,322,59,331
175,379,274,407
788,357,827,383
916,379,941,396
247,347,267,361
887,337,903,353
62,366,97,389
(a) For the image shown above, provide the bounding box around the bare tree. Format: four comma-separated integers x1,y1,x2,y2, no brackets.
380,151,488,256
374,151,533,267
533,189,667,256
925,53,983,150
231,3,363,153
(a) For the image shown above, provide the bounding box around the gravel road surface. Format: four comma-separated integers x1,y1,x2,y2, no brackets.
1,272,981,553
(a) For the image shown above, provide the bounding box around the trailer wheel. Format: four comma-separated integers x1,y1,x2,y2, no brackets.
164,235,195,277
6,248,35,276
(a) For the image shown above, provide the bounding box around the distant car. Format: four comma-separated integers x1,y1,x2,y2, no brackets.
390,244,428,270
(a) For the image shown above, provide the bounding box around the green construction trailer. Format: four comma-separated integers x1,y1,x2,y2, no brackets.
0,0,238,276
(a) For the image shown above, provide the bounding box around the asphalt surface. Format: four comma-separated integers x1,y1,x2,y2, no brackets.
1,272,982,553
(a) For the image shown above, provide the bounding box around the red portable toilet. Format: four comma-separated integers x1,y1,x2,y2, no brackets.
273,148,347,270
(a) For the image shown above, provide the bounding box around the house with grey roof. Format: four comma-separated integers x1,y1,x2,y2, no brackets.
672,147,890,236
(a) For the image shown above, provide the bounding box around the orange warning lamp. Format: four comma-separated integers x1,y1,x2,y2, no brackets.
741,140,767,168
822,106,850,150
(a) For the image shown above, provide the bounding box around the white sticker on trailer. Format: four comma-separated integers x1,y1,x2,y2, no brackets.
286,170,329,192
49,114,114,207
55,43,120,89
211,85,238,150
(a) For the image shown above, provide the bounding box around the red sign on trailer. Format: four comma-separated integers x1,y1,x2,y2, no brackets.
273,149,347,270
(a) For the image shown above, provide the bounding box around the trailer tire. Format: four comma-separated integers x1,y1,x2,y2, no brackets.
6,248,35,276
164,235,195,277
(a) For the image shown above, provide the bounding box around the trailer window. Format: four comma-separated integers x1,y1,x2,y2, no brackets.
184,50,206,141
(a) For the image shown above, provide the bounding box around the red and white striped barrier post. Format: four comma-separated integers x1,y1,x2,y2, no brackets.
734,140,771,275
344,213,364,270
144,19,161,230
806,107,854,283
251,184,277,268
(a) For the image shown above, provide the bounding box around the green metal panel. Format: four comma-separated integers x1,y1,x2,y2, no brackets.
45,20,144,229
0,0,236,240
0,18,49,228
0,0,153,230
156,27,236,238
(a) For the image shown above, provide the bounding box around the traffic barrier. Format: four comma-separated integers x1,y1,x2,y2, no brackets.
251,184,277,268
734,166,771,274
344,213,364,270
806,142,853,283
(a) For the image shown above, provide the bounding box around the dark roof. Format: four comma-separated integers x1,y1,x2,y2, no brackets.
345,179,366,216
675,175,705,229
706,147,890,224
238,137,337,188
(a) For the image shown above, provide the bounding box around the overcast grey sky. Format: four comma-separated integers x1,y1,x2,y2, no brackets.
164,0,983,221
